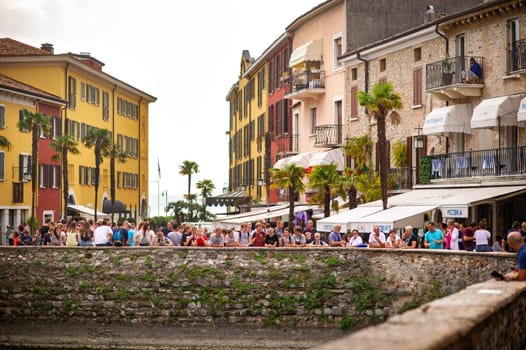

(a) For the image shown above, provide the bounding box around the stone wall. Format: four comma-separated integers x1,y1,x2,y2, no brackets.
0,247,517,330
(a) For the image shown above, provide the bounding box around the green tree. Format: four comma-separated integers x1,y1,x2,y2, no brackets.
196,179,215,221
179,160,199,219
308,164,340,218
344,135,373,209
107,143,127,221
336,168,359,210
84,127,112,221
356,170,381,203
358,82,402,210
17,109,52,230
0,135,11,150
270,163,306,231
50,134,80,220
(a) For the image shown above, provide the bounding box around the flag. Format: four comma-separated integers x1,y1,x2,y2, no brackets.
157,158,161,180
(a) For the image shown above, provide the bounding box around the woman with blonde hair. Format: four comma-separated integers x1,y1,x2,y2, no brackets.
65,222,79,246
474,218,492,252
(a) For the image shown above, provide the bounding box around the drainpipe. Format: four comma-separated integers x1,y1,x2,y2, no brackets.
435,24,449,57
356,52,369,93
138,96,142,221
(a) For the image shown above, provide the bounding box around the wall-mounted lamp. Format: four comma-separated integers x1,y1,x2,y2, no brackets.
413,124,424,149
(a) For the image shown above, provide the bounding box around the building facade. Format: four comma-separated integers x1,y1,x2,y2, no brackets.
0,38,155,226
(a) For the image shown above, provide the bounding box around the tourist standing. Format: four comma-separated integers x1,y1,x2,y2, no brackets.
78,221,94,246
474,218,492,252
462,222,476,252
424,221,444,249
502,232,526,281
446,219,459,250
65,222,79,246
368,225,386,248
328,224,345,247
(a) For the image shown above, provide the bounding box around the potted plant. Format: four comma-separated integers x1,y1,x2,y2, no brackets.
442,54,454,85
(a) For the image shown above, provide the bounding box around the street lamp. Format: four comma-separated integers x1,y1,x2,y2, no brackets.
201,195,207,221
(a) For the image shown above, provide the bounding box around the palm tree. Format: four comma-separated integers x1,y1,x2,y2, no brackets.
270,163,306,231
343,135,373,209
336,168,359,210
196,179,215,221
107,143,127,221
358,82,402,210
17,109,52,230
0,135,11,150
84,127,112,221
308,164,340,218
50,134,80,220
179,160,199,218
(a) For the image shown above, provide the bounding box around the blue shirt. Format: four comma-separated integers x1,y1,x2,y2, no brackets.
425,229,444,249
328,231,342,245
518,244,526,270
470,62,482,78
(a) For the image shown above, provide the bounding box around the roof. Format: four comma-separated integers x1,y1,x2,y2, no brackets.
0,73,66,105
0,38,51,56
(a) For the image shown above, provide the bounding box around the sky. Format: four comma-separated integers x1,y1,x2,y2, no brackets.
0,0,323,215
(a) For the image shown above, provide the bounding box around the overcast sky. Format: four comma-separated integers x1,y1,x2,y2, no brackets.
0,0,323,215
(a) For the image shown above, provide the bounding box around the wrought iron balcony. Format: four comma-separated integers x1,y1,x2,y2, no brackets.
275,133,299,155
508,38,526,74
284,70,325,100
426,146,526,180
425,55,484,99
314,124,344,148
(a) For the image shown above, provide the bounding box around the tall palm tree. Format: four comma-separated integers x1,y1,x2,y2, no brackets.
0,135,11,150
84,127,112,221
196,179,215,221
179,160,199,218
343,135,373,209
50,134,80,220
270,163,306,231
336,168,359,210
308,164,340,218
17,109,52,230
358,82,402,210
107,143,127,221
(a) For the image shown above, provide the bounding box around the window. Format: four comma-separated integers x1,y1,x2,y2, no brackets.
19,154,31,182
333,36,343,70
0,105,5,128
414,47,422,62
0,151,4,181
350,86,358,119
102,91,110,121
39,164,45,188
309,107,317,135
257,68,265,107
18,110,29,132
508,18,520,72
276,54,281,90
268,60,274,94
413,68,422,106
379,59,386,72
117,171,121,188
68,76,76,110
351,68,358,81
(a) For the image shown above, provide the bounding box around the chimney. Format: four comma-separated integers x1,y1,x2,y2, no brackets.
40,43,54,54
424,5,435,24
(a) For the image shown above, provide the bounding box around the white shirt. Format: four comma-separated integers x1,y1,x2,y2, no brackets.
368,231,386,246
349,236,363,246
93,225,112,244
450,227,459,250
474,229,491,245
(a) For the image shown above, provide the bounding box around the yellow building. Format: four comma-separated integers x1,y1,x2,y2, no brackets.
0,38,156,222
226,50,268,205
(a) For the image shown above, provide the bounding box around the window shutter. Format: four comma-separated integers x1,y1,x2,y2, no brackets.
413,68,422,106
0,152,4,180
351,86,358,118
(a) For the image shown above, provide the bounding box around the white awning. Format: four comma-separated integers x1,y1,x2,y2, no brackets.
471,95,523,129
352,205,437,233
517,96,526,122
273,157,290,169
67,204,108,218
289,39,323,68
308,149,345,171
212,204,290,226
316,206,383,232
218,205,312,230
288,152,316,167
423,104,471,135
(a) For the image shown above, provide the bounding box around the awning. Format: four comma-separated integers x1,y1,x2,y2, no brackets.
423,104,471,135
471,95,523,129
289,39,323,68
212,204,289,226
206,190,250,207
67,204,108,218
308,149,345,171
273,157,290,169
352,205,437,233
316,206,383,232
288,152,315,167
102,199,127,214
517,96,526,122
216,204,312,230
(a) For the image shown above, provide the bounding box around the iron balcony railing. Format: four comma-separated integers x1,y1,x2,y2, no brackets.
275,133,299,154
314,124,344,147
508,38,526,73
427,146,526,180
290,70,325,93
426,55,484,90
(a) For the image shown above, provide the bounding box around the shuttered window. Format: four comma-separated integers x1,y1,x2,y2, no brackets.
413,67,422,106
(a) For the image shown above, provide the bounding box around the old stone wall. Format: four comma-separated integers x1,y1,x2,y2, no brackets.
0,247,517,330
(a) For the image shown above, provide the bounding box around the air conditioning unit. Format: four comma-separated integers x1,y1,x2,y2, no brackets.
23,172,31,182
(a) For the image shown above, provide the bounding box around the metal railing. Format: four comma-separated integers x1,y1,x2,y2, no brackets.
275,133,299,154
314,124,343,147
290,70,325,93
508,38,526,73
426,55,484,90
427,146,526,179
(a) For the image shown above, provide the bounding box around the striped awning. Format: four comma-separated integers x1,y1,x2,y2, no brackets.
206,190,250,207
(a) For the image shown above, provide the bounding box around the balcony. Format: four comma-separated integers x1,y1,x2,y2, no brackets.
314,124,344,148
426,56,484,99
275,133,299,155
508,38,526,74
426,146,526,180
284,70,325,101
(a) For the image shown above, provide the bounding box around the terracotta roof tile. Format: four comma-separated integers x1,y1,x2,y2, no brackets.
0,74,65,104
0,38,51,56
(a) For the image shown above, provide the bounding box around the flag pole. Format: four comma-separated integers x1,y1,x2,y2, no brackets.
157,158,161,217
